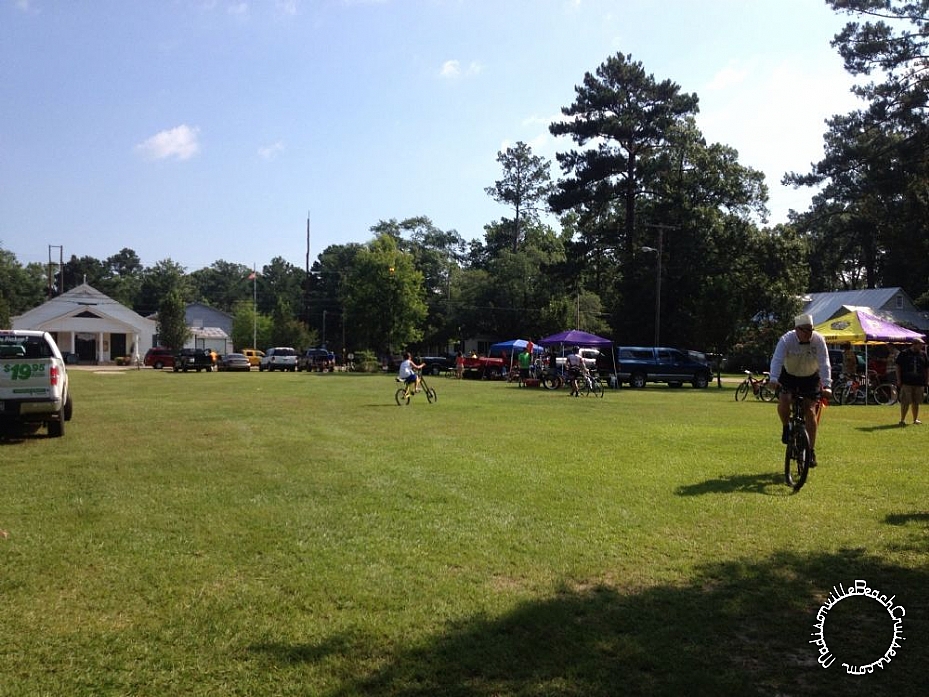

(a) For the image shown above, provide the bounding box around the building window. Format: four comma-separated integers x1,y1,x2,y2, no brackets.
896,294,904,309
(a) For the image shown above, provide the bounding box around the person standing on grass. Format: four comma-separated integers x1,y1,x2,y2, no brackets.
895,337,928,426
565,345,586,397
769,314,833,467
517,347,532,383
843,343,858,379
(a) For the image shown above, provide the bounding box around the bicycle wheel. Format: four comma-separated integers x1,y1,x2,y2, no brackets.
873,383,897,406
784,423,811,491
591,377,604,398
834,383,852,406
395,387,410,406
735,381,750,401
759,384,776,402
425,387,437,403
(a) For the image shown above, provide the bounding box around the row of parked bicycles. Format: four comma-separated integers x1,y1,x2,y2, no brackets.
735,369,899,405
506,365,605,397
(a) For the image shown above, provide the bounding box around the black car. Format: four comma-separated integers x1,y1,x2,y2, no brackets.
173,348,215,372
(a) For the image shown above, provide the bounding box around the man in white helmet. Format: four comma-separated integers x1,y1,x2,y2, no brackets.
769,314,833,466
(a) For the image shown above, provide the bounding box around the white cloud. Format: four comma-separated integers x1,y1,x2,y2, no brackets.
441,60,462,78
706,61,751,92
258,140,285,160
135,125,201,161
440,59,483,79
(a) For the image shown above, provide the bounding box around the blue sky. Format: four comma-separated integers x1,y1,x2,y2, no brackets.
1,0,861,273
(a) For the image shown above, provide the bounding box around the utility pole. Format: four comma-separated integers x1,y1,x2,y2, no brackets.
47,245,63,297
304,211,311,328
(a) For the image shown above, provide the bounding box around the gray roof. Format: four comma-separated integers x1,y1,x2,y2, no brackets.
12,282,157,335
802,287,929,331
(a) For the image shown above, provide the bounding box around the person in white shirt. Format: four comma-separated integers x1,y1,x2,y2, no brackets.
397,352,425,393
769,314,833,465
565,345,587,397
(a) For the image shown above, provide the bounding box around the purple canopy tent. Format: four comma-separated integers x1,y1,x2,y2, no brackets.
537,330,617,382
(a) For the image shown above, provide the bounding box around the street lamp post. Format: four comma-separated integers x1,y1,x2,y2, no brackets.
641,228,663,346
642,223,678,347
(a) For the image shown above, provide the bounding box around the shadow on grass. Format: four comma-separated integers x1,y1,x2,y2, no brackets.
855,423,908,433
0,422,44,444
885,511,929,526
675,471,786,497
251,549,926,697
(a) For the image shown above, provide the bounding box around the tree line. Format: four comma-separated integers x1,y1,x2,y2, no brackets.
3,1,928,361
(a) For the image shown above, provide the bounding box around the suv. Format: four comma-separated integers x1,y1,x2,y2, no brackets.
298,347,335,372
260,347,298,372
144,347,175,370
173,348,216,372
616,346,712,388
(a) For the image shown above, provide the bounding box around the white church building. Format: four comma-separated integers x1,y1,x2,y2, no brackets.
12,283,157,364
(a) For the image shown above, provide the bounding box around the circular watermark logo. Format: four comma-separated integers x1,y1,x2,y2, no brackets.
811,579,905,674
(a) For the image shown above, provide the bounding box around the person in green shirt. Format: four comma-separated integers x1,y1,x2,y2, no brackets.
517,347,532,383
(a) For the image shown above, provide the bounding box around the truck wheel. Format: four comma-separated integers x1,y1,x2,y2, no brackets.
630,373,646,389
64,394,73,421
692,374,709,389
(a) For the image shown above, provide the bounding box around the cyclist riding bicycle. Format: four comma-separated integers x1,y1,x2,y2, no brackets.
398,352,425,393
769,314,833,467
566,345,587,397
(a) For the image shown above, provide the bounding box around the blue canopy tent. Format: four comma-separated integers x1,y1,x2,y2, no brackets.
488,339,545,356
537,330,618,383
488,339,544,370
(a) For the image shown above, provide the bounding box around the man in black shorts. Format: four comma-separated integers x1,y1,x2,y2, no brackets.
895,337,928,426
769,314,833,465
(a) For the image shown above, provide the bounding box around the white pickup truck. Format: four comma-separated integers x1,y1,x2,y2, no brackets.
0,330,73,437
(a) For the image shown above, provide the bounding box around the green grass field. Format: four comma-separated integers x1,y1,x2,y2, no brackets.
1,369,926,696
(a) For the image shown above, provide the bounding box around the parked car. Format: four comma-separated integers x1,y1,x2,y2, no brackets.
144,346,175,370
260,347,298,372
218,353,251,372
241,348,265,367
419,355,454,376
616,346,712,388
173,348,216,372
298,347,335,372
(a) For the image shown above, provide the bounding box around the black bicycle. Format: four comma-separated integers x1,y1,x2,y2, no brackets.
395,372,437,406
577,370,605,397
784,389,822,491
